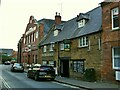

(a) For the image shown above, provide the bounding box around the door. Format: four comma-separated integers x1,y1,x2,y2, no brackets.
60,60,69,77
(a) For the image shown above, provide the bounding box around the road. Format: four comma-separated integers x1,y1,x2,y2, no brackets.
0,64,80,90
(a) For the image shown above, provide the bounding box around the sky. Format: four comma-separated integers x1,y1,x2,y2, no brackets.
0,0,104,51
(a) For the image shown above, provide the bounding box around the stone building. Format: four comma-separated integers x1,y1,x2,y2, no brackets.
39,6,102,80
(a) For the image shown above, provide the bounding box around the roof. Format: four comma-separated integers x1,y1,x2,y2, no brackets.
38,19,55,35
72,6,102,38
40,6,102,46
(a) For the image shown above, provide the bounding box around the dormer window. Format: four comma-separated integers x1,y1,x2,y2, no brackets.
78,19,86,28
54,29,59,36
77,13,90,28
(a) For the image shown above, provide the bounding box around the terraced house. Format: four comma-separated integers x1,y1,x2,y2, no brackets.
39,6,102,81
101,2,120,83
18,2,120,83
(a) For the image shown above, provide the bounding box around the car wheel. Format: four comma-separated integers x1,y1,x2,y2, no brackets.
34,74,38,81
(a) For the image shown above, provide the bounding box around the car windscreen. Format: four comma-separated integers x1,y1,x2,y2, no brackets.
40,66,54,70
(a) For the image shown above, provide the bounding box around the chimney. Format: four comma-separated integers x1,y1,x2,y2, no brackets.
55,12,61,25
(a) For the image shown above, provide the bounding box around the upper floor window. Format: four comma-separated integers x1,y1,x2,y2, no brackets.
111,7,119,30
60,43,64,50
78,19,86,28
54,30,59,36
79,36,88,47
49,44,54,52
43,46,47,53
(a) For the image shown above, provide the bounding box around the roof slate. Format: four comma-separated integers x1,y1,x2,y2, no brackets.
40,6,102,46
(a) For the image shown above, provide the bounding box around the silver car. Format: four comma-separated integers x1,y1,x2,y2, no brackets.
11,63,24,72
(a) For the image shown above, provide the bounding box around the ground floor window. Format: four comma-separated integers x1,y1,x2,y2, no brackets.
112,47,120,69
73,60,84,73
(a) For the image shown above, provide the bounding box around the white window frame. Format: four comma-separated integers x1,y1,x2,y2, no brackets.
42,61,47,65
54,30,59,36
111,7,119,30
60,43,64,50
79,36,88,47
49,44,54,52
112,47,120,69
78,19,86,28
43,45,47,53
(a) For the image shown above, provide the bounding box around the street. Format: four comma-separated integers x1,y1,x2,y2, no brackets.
0,64,81,90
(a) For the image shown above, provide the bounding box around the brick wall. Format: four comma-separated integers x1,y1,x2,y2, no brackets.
101,2,120,82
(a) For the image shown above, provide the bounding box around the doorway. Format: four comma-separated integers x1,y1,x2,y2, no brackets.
60,59,69,77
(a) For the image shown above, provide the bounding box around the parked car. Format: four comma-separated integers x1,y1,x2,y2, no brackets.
4,61,11,65
27,64,56,81
11,63,24,72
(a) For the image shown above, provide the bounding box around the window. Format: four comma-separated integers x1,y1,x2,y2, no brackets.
98,38,101,50
78,19,86,28
36,31,38,38
42,61,47,65
111,7,119,30
60,43,64,50
112,47,120,69
43,46,47,52
49,60,54,66
73,61,84,73
79,36,88,47
54,30,59,36
49,44,54,51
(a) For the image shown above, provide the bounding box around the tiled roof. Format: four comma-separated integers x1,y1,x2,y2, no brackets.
40,6,102,46
38,19,55,35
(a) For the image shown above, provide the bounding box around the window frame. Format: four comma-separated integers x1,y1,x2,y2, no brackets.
60,43,64,50
79,36,88,47
112,47,120,69
73,60,84,73
111,7,119,30
78,19,86,28
43,45,47,53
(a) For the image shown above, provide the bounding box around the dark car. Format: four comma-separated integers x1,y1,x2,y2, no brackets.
4,61,11,65
27,64,56,81
11,63,24,72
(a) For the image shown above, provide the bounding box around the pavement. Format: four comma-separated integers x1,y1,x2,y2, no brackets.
24,69,120,90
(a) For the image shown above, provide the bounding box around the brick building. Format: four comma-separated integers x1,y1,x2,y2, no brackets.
18,16,55,65
101,2,120,82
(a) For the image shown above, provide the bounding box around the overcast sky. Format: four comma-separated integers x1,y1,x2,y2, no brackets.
0,0,103,51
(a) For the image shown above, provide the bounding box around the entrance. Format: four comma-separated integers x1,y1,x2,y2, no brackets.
60,59,69,77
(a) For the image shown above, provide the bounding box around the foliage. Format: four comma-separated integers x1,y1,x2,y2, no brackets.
1,55,12,63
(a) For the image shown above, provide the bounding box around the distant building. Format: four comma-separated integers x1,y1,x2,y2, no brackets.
0,48,13,56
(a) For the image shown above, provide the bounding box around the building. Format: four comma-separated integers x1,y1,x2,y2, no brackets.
101,2,120,83
39,6,102,81
0,48,13,56
19,13,64,66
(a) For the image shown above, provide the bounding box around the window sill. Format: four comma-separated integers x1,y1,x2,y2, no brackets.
111,27,120,31
78,45,88,48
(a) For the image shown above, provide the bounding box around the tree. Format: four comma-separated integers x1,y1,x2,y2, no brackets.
2,55,12,63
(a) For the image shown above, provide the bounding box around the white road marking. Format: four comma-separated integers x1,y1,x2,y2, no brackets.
1,76,12,90
53,81,79,89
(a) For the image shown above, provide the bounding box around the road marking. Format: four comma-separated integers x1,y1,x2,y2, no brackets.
53,81,79,89
1,76,12,90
